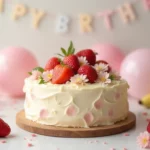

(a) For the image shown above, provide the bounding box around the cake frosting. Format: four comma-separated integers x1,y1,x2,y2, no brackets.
23,42,129,128
23,78,129,128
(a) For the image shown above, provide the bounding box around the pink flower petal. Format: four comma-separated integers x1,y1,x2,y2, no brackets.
108,109,114,117
40,109,49,118
94,99,102,110
84,112,94,124
66,105,77,116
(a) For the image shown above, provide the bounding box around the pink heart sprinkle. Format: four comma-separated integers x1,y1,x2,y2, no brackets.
1,140,6,143
40,109,49,118
27,143,33,147
66,105,77,116
31,134,37,137
109,148,116,150
124,133,129,136
94,100,102,110
108,109,114,117
84,112,94,124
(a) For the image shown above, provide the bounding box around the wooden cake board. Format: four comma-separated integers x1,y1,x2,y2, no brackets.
16,110,136,138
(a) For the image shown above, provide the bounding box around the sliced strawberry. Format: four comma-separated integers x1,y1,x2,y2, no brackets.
78,65,98,83
0,118,11,137
96,60,111,72
63,55,80,72
76,49,96,65
44,57,60,71
52,64,74,84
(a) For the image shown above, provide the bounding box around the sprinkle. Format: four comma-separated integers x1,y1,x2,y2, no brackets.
109,148,116,150
31,134,37,137
27,143,33,147
124,133,130,136
103,142,107,145
1,140,6,143
143,112,148,116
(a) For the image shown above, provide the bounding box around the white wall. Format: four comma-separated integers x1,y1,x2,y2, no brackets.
0,0,150,66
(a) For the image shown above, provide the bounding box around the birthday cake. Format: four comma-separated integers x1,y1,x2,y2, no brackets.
23,42,129,128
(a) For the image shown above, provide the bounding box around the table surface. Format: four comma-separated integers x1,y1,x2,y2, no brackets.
0,96,149,150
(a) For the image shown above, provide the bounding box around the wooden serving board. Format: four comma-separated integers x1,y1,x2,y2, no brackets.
16,110,136,138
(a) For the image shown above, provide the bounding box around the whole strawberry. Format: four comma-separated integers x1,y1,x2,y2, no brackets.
147,122,150,133
60,41,80,72
96,60,111,72
78,65,98,83
0,118,11,137
44,57,60,71
52,64,74,84
76,49,96,65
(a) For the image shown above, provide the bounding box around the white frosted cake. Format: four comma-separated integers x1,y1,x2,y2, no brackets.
23,42,129,128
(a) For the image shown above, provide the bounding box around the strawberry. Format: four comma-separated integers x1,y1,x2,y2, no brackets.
78,65,98,83
76,49,96,65
147,122,150,133
63,55,79,72
96,60,111,72
44,57,60,71
0,118,11,137
52,64,74,84
59,41,80,72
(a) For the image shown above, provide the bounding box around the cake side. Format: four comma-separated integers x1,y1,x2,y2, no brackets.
23,79,129,128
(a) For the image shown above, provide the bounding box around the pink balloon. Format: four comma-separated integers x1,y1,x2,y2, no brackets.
0,47,38,97
120,49,150,99
92,43,125,72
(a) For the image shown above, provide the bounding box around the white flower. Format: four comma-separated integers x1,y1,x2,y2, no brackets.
78,56,89,66
70,74,89,84
42,70,53,82
94,63,108,73
29,70,42,80
96,72,111,84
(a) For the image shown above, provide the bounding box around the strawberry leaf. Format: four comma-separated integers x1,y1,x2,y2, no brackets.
57,53,64,57
67,41,73,55
38,77,45,84
33,67,44,73
109,74,115,80
61,48,67,56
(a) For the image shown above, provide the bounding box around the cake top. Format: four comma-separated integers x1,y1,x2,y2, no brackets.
28,41,121,86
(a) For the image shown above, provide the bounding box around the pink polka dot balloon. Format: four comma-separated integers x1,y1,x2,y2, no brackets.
0,47,38,97
92,43,125,72
120,49,150,99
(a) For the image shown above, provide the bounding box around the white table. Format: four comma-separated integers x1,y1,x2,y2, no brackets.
0,96,149,150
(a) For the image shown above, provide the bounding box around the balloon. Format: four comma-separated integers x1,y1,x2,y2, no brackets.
92,43,125,72
120,49,150,99
0,47,38,97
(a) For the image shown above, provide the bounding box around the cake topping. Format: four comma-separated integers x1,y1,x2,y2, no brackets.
78,56,89,66
78,65,98,83
28,41,121,85
76,49,96,65
70,74,89,84
60,41,80,72
44,57,60,71
52,64,74,84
